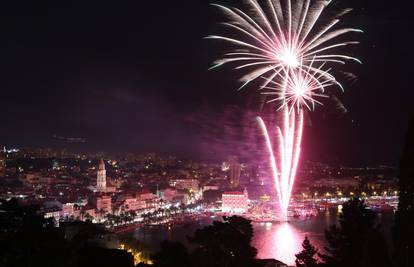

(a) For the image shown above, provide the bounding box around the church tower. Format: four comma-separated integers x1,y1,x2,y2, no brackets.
96,159,106,191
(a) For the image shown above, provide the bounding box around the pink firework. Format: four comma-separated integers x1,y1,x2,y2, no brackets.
257,67,317,220
257,108,303,220
263,61,335,112
208,0,360,220
208,0,361,89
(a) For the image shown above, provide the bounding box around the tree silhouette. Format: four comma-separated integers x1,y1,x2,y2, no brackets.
361,227,392,267
84,212,93,222
152,241,190,267
0,198,73,267
295,236,319,267
394,115,414,267
0,198,136,267
188,216,257,267
319,198,382,267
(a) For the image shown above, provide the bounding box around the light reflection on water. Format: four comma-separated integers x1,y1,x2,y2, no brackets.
133,212,392,267
252,211,336,265
252,221,325,266
134,214,334,266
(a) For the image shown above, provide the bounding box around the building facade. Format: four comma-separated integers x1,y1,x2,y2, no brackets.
96,195,112,213
97,159,107,192
229,156,241,188
221,188,249,214
169,179,199,192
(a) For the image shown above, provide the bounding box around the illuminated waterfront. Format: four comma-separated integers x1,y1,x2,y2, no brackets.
133,211,393,266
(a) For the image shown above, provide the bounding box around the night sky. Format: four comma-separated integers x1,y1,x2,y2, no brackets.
1,0,413,166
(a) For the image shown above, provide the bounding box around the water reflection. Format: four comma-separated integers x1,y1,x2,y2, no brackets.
133,213,393,266
252,221,324,266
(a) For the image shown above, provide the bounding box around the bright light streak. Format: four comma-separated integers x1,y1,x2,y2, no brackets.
257,107,303,220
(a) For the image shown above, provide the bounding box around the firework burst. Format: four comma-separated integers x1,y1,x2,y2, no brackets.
262,61,335,112
208,0,362,90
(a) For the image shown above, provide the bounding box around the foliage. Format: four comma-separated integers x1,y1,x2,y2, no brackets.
152,216,257,267
152,241,189,267
0,198,73,267
295,236,319,267
0,198,135,267
394,116,414,267
188,216,257,267
319,198,390,267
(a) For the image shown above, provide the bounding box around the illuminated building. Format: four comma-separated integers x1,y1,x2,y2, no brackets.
229,156,241,188
62,203,75,218
136,189,158,210
120,196,145,212
221,188,249,213
169,179,199,192
0,153,5,176
203,183,219,191
97,159,107,191
43,207,62,226
96,195,112,213
136,189,155,201
159,187,177,202
23,172,41,185
259,194,271,202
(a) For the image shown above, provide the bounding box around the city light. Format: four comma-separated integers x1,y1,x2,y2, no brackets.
119,243,153,266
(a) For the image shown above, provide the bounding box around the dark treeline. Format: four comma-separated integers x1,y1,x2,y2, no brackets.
394,116,414,267
0,198,134,267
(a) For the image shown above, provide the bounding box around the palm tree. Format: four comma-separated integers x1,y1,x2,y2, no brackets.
84,213,93,222
97,208,105,222
179,203,186,214
80,208,86,221
142,212,150,225
129,210,137,222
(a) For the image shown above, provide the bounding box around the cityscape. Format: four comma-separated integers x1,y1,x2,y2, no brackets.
1,1,414,267
0,146,400,265
0,147,399,226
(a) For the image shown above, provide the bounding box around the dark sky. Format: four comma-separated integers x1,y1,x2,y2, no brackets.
1,0,413,166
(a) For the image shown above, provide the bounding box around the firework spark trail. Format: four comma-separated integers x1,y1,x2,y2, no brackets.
257,65,325,219
208,0,362,90
257,108,303,220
